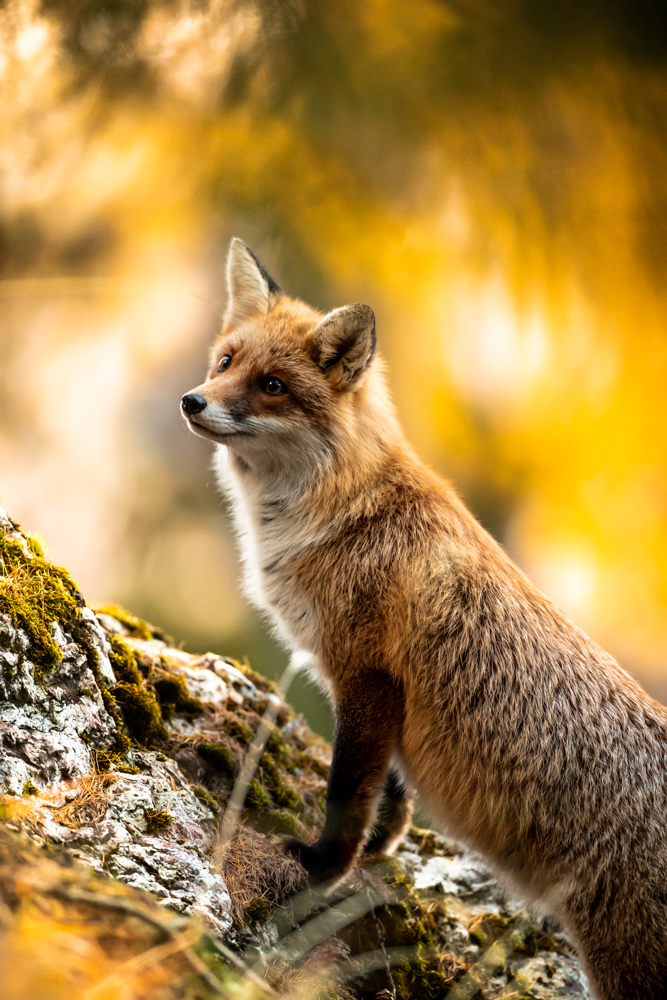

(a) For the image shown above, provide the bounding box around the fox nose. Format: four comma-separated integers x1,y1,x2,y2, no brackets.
181,393,207,416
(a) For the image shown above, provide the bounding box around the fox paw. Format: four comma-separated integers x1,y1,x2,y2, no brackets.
282,837,348,886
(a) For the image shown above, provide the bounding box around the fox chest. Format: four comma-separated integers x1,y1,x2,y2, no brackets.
237,516,324,655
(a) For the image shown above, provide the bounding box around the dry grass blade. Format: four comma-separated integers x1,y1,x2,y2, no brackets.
44,774,117,828
220,828,305,922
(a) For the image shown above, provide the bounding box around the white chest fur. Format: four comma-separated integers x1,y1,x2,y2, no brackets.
214,448,327,658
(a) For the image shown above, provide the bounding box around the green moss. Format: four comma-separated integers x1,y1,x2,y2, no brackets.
26,536,44,558
94,603,170,642
113,682,166,746
244,897,270,922
92,746,133,773
264,728,298,769
193,786,219,813
245,779,271,812
344,885,457,992
107,634,142,685
409,827,441,856
361,854,413,890
311,989,357,1000
225,716,254,745
300,749,329,780
260,753,305,811
22,780,37,796
0,534,81,676
263,729,301,772
71,634,133,770
79,687,94,698
254,808,301,837
153,675,204,720
156,753,167,761
468,912,512,949
238,661,275,693
97,688,132,752
392,950,461,1000
196,741,236,776
510,919,563,957
265,729,284,754
144,808,174,834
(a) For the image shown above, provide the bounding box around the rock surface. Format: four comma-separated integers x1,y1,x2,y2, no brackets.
0,504,590,999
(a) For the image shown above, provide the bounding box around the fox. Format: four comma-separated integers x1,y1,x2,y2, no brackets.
181,237,667,1000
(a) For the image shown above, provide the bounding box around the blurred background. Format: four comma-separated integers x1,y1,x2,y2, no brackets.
2,0,667,737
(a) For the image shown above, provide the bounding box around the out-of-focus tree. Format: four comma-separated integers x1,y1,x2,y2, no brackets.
2,0,667,728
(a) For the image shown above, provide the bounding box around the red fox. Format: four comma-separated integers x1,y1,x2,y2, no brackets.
181,238,667,1000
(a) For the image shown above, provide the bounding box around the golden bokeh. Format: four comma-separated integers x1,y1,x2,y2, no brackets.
2,0,667,727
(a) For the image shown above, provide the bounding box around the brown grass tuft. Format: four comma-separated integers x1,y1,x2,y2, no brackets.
216,828,305,921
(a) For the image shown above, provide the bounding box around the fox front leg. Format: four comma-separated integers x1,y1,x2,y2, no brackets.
284,672,404,885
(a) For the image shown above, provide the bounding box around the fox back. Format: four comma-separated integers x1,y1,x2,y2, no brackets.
181,239,667,1000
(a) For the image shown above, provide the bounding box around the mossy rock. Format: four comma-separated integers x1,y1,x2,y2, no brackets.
144,808,174,834
244,897,271,922
260,753,304,811
253,808,301,838
107,633,142,683
93,603,170,642
193,786,219,813
196,741,237,776
0,533,82,676
113,681,166,746
153,673,204,720
226,716,255,745
245,778,271,812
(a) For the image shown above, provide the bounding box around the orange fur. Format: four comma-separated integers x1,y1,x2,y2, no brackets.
182,239,667,1000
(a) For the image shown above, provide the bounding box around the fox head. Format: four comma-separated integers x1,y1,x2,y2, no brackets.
181,238,399,483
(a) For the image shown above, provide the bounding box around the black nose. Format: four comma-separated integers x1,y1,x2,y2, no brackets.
181,393,207,415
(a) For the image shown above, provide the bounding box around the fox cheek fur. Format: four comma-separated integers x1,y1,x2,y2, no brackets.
182,237,667,1000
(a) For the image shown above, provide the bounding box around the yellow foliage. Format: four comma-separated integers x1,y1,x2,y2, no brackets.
1,0,667,696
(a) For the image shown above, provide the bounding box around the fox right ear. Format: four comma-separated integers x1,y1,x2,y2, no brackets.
223,238,281,329
314,303,377,391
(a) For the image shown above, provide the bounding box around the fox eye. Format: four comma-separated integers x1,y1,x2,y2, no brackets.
261,376,285,396
217,355,232,372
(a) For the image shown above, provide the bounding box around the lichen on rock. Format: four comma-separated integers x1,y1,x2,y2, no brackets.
0,503,591,999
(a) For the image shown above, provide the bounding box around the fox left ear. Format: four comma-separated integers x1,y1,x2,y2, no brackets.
223,238,281,330
314,303,376,390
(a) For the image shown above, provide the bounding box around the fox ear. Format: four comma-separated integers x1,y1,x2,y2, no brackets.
314,303,377,390
223,238,281,329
